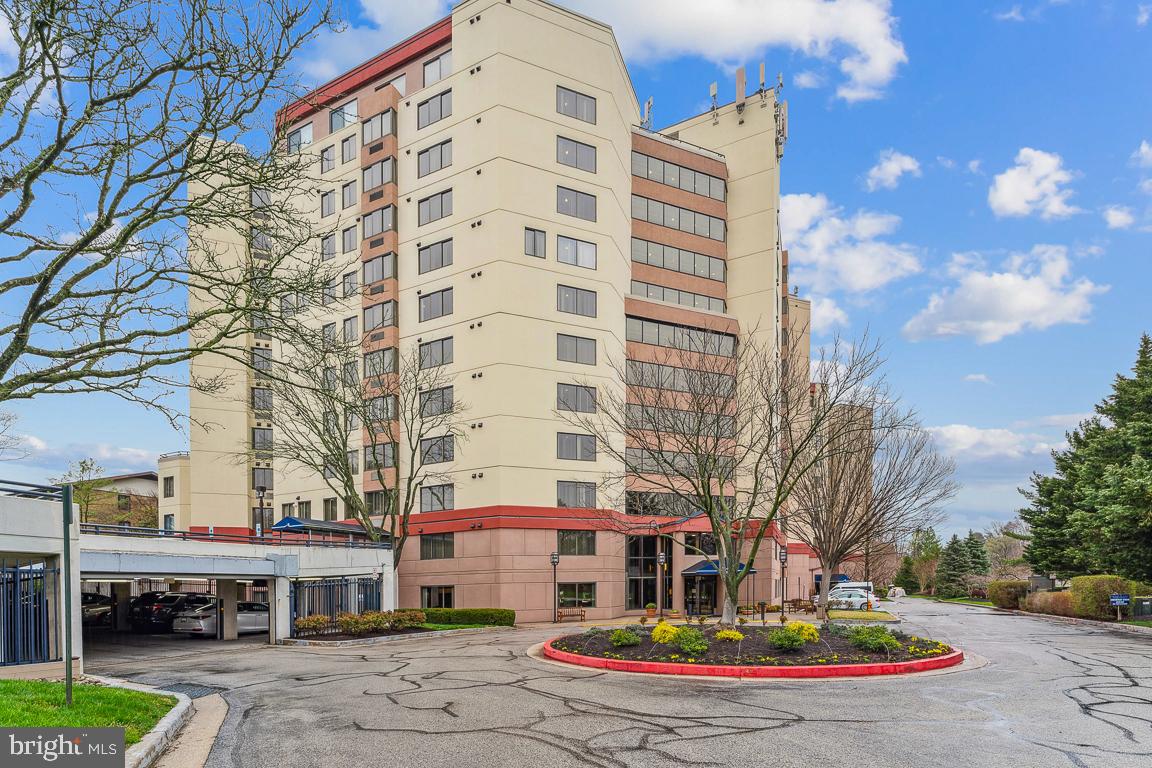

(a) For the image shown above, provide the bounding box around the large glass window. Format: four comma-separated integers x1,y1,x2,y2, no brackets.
420,386,453,417
558,530,596,556
556,284,596,317
365,348,396,376
419,288,453,321
363,206,395,238
330,99,358,132
423,50,452,86
631,195,725,241
631,280,725,314
557,236,596,269
558,583,596,608
418,190,452,225
557,383,596,413
364,301,396,331
419,239,453,273
417,90,452,129
418,139,452,177
557,186,596,221
631,151,726,201
557,432,595,461
556,85,596,124
420,435,455,464
323,498,337,521
320,145,334,173
420,484,454,512
556,334,595,365
419,337,453,368
342,181,357,209
251,387,273,411
626,536,657,610
362,110,394,144
420,533,454,560
341,135,356,163
625,316,736,356
364,442,396,470
363,158,394,191
557,481,596,508
363,253,395,284
421,585,454,608
631,238,725,282
557,136,596,172
286,123,312,154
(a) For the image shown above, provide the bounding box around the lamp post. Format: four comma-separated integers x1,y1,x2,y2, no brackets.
550,551,560,623
657,551,666,618
255,485,267,536
778,542,789,625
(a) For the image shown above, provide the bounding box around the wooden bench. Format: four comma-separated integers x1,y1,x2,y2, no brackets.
556,607,586,622
787,599,816,614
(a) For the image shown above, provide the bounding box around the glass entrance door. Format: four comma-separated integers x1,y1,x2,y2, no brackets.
684,576,717,616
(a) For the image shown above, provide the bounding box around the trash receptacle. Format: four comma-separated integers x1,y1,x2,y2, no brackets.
1133,596,1152,618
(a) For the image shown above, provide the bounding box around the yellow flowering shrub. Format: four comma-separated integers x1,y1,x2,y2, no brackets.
715,629,745,642
785,620,820,643
650,621,679,644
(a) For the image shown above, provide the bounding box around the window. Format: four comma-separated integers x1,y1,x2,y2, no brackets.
250,188,272,209
365,442,396,470
625,316,737,356
365,348,397,376
323,498,337,521
418,239,453,273
342,227,357,253
342,181,357,209
557,136,596,172
320,191,335,217
631,151,726,201
421,484,454,512
347,449,360,474
342,271,359,298
364,301,396,331
420,386,453,417
631,195,725,241
342,315,358,342
341,135,356,163
362,110,394,144
251,347,272,371
163,514,175,531
162,476,174,498
363,206,395,238
330,99,358,131
381,73,406,96
557,481,596,508
368,394,396,422
557,383,596,413
421,585,454,608
419,288,453,321
557,186,596,221
322,323,336,343
252,467,274,490
556,85,596,124
420,532,454,560
557,236,596,269
418,139,452,177
321,234,336,261
557,285,596,317
419,337,453,368
417,90,452,129
251,387,273,412
252,427,273,452
524,228,546,258
556,334,595,365
363,158,394,191
421,435,455,464
320,145,335,173
557,432,596,461
363,253,395,284
365,491,388,516
281,502,296,520
557,582,596,609
631,280,725,313
558,530,596,556
424,50,452,86
418,189,452,225
286,123,312,153
342,361,358,387
684,532,718,555
630,238,725,282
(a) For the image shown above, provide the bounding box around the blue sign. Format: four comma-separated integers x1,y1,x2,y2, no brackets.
1110,593,1131,607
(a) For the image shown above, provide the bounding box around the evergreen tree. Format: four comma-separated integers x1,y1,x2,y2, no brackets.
935,535,973,598
893,556,918,592
965,530,990,575
1020,334,1152,580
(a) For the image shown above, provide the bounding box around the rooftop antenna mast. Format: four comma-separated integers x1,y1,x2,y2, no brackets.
641,97,654,130
709,82,718,124
774,72,788,159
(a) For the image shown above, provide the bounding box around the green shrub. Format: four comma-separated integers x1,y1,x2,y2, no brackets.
293,614,331,636
674,627,710,655
420,608,516,626
766,627,805,651
1069,575,1132,620
1023,590,1075,617
335,612,369,635
389,609,427,629
987,580,1030,610
610,628,641,647
848,625,902,653
650,621,678,644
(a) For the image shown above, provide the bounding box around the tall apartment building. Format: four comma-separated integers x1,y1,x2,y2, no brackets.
162,0,812,621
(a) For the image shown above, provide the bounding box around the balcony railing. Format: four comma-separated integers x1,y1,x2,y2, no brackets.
80,523,391,549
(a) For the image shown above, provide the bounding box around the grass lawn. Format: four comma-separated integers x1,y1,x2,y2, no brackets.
828,610,897,621
1122,619,1152,628
421,623,494,631
0,680,175,746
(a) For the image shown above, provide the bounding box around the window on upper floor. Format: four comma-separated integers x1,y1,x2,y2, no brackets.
558,530,596,556
341,135,356,163
342,316,358,342
363,252,395,284
419,337,453,369
557,432,596,461
556,85,596,124
557,136,596,173
320,145,335,173
418,139,453,177
364,301,396,331
417,90,452,129
524,228,546,258
330,99,358,132
363,206,395,238
556,284,596,317
557,186,596,221
424,50,452,86
162,476,174,498
418,239,453,273
420,435,454,464
556,334,595,365
557,383,596,413
420,483,454,512
286,123,312,154
362,110,395,145
363,158,394,191
342,226,357,253
420,386,453,418
364,348,397,377
320,191,335,217
557,236,596,269
419,287,453,321
418,189,452,225
420,532,454,560
557,481,596,509
321,234,336,261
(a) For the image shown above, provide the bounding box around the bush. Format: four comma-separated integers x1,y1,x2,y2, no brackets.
650,621,679,644
335,612,369,635
988,580,1030,609
1023,590,1075,617
610,628,641,647
1069,575,1138,620
766,627,805,651
293,614,331,636
715,629,745,642
674,627,710,655
389,610,427,629
420,608,516,626
785,621,820,643
848,625,902,653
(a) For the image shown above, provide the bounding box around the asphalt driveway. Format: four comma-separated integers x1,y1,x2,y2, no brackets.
85,599,1152,768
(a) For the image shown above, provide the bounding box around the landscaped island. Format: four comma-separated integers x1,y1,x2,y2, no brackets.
293,608,515,640
0,680,176,746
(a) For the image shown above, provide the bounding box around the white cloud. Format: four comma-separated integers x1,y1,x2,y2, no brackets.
15,434,158,472
936,156,956,170
988,148,1082,219
967,159,983,174
928,424,1051,461
781,192,921,294
1138,4,1151,27
865,149,921,191
994,5,1026,21
1132,140,1152,168
809,296,849,335
792,70,825,89
1012,412,1093,429
903,244,1107,344
1102,205,1135,230
963,373,992,384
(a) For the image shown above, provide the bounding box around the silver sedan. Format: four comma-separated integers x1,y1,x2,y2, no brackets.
172,601,270,636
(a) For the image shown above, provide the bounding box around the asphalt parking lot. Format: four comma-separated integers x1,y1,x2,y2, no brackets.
86,599,1152,768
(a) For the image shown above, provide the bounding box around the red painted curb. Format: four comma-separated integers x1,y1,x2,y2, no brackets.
542,639,964,678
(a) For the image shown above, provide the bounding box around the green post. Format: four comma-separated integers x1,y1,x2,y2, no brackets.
62,484,73,707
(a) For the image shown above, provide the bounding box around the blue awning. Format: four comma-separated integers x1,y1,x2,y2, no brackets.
682,560,757,576
270,516,388,539
813,573,849,583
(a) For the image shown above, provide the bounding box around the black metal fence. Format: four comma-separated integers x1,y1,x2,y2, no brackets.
1,558,61,667
290,576,385,637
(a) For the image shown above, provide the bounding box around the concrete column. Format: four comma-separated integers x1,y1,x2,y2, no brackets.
112,582,132,631
217,579,238,641
670,536,684,615
267,576,291,643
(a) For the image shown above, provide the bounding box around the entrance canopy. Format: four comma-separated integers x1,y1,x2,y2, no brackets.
682,560,757,576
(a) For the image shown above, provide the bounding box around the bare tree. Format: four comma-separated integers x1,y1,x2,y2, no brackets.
0,0,338,423
984,517,1031,578
0,411,25,460
788,398,957,617
260,336,466,568
561,331,890,625
49,457,107,523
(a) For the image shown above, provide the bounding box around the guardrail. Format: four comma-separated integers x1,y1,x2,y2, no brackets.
80,523,391,549
0,479,63,501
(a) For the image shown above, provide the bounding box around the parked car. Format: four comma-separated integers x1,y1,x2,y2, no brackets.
130,592,215,632
814,582,875,605
173,601,270,637
81,591,112,626
826,589,881,611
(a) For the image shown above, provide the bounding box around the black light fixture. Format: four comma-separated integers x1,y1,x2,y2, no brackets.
550,551,560,623
657,551,667,618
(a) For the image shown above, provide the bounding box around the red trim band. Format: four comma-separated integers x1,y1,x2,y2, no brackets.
542,640,964,678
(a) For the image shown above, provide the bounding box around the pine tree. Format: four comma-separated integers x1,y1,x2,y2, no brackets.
965,531,990,575
893,556,918,592
935,535,973,598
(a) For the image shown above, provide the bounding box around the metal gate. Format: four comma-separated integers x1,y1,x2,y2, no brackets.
290,576,383,637
1,559,61,666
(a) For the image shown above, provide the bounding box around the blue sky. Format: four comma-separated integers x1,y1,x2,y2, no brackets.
4,0,1150,538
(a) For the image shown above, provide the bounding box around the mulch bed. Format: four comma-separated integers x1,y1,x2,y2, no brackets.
300,626,435,642
551,623,952,667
